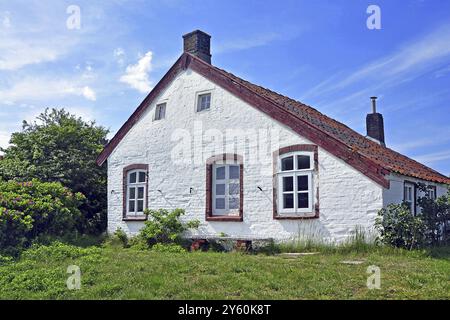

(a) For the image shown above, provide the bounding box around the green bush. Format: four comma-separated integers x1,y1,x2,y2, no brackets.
112,228,129,248
0,179,84,255
138,208,200,248
376,203,426,250
151,243,186,253
417,184,450,245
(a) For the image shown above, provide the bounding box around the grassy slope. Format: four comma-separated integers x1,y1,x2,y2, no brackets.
0,244,449,300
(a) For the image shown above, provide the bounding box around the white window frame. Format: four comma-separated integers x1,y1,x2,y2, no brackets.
277,151,314,215
154,103,166,121
427,186,436,200
196,91,212,112
404,182,415,214
126,170,147,216
212,162,240,216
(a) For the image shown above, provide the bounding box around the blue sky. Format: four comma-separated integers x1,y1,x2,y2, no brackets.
1,0,450,175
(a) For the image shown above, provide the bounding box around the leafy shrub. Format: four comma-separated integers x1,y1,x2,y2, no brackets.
151,243,186,253
138,208,200,248
376,203,426,250
0,108,109,235
0,179,84,254
112,228,129,248
417,184,450,245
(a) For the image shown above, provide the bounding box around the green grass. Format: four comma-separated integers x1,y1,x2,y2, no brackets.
0,242,449,299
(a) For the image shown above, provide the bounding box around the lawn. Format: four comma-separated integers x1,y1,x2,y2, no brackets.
0,243,449,299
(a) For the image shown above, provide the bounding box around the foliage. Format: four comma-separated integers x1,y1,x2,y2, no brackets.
0,108,109,234
375,203,426,250
0,179,83,255
112,228,129,248
150,243,186,253
138,208,200,248
417,184,450,245
21,242,102,262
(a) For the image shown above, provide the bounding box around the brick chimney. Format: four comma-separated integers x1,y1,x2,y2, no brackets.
366,97,385,146
183,30,211,64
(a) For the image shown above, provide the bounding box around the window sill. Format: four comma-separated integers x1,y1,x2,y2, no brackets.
123,216,148,222
274,214,318,220
206,215,243,222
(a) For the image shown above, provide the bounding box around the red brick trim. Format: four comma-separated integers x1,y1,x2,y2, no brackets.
123,164,149,220
273,144,320,220
205,154,244,222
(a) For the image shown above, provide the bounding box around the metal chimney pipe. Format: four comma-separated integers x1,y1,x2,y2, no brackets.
370,96,377,114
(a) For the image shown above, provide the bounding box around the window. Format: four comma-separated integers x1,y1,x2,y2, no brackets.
123,164,148,219
206,154,243,221
427,186,437,200
404,181,416,215
154,103,166,120
277,152,314,215
213,164,240,215
197,93,211,112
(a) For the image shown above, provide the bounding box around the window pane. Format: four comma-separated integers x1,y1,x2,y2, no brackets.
297,175,309,191
129,187,136,199
282,176,293,192
229,197,239,209
155,103,166,120
229,183,239,195
283,194,294,209
216,184,225,195
216,166,225,180
215,198,225,209
129,172,136,183
137,200,144,212
137,187,144,199
229,165,240,179
138,172,146,183
298,193,309,208
281,156,294,171
129,200,135,212
297,155,311,170
198,94,211,111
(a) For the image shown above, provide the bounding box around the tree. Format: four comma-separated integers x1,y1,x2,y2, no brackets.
417,184,450,245
0,108,109,234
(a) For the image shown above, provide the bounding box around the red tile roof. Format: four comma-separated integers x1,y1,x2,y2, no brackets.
97,53,450,186
207,60,450,185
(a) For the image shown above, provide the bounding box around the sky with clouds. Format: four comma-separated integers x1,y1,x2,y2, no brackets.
0,0,450,175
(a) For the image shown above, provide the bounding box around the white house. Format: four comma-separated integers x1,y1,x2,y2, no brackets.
97,30,450,243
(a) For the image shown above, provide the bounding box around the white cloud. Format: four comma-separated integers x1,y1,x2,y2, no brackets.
304,23,450,100
1,11,11,28
414,150,450,165
0,78,96,102
82,86,97,101
0,131,11,151
0,37,67,71
119,51,153,93
114,47,125,66
216,32,281,53
434,64,450,78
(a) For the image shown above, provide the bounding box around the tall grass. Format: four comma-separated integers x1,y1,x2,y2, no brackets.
276,226,378,254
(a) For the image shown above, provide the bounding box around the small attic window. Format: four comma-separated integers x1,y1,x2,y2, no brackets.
197,93,211,112
155,103,166,121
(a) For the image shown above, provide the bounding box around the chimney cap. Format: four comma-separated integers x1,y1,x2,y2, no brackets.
182,29,211,39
